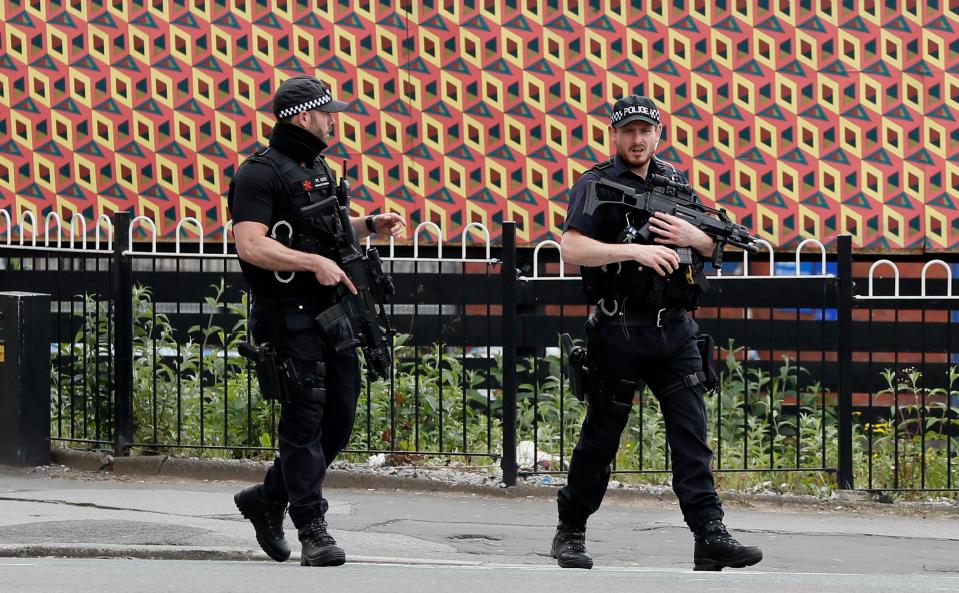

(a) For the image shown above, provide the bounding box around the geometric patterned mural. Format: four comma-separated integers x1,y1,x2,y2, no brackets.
2,2,958,248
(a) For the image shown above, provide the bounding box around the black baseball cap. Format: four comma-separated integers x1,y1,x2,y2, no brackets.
272,75,349,119
609,95,661,128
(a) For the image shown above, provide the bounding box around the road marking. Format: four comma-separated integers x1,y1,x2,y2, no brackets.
0,563,37,567
349,555,482,566
365,562,880,578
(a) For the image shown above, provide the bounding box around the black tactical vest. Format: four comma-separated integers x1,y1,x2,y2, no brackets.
230,148,343,302
579,157,709,310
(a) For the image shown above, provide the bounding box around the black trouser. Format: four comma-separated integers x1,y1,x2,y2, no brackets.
557,313,723,533
252,311,361,529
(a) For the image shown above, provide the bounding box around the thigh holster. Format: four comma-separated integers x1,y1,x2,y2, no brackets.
696,333,718,391
658,333,718,398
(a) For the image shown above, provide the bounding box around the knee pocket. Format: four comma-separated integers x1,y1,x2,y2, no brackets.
588,376,638,412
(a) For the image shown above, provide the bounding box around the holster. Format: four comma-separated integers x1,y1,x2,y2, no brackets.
696,333,718,392
560,333,592,402
561,331,640,408
239,342,290,403
239,343,327,404
653,334,718,399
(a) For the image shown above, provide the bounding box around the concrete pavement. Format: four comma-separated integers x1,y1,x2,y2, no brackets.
1,452,959,577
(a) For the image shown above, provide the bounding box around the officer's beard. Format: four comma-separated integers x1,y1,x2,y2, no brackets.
617,145,653,170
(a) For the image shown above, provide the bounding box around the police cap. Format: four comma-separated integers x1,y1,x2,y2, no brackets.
609,95,661,128
272,75,349,119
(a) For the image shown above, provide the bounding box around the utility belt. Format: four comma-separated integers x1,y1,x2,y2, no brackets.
253,294,337,314
560,331,718,404
242,297,362,404
252,296,355,345
594,300,688,328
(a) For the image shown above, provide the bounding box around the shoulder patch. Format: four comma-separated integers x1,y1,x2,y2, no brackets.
592,158,614,170
588,158,615,179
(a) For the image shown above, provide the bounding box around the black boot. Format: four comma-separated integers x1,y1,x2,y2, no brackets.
550,523,593,569
298,516,346,567
693,519,762,571
234,485,291,562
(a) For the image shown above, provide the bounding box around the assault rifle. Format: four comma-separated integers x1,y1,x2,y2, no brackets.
299,177,396,381
584,175,759,268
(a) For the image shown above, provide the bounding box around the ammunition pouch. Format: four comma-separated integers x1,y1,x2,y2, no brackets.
287,359,327,404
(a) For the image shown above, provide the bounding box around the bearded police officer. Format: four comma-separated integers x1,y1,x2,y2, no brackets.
550,95,763,571
228,75,405,567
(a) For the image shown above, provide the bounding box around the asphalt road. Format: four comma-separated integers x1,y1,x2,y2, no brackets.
4,558,959,593
2,465,959,592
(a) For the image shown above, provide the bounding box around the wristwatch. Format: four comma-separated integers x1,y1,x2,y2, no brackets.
365,215,376,233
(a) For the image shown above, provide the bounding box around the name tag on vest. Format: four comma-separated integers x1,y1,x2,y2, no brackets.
294,175,331,194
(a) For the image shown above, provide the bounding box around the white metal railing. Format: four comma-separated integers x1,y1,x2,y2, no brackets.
44,212,62,248
69,214,87,250
19,211,36,247
0,208,10,246
460,222,492,262
795,238,828,276
10,212,955,301
3,207,958,300
411,221,443,261
518,240,567,281
0,212,497,262
174,217,204,255
734,239,775,278
857,258,957,300
95,214,113,251
127,216,158,254
222,220,233,255
921,260,953,297
0,209,115,254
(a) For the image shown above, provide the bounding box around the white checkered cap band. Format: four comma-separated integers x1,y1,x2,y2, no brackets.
610,104,660,125
276,91,333,119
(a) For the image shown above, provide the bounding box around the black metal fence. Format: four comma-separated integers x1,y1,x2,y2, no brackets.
2,210,958,493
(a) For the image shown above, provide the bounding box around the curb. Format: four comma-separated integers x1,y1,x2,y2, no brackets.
0,544,266,562
0,544,481,566
47,448,959,517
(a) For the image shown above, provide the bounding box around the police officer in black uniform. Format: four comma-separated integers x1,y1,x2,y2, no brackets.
550,95,762,571
228,75,405,567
